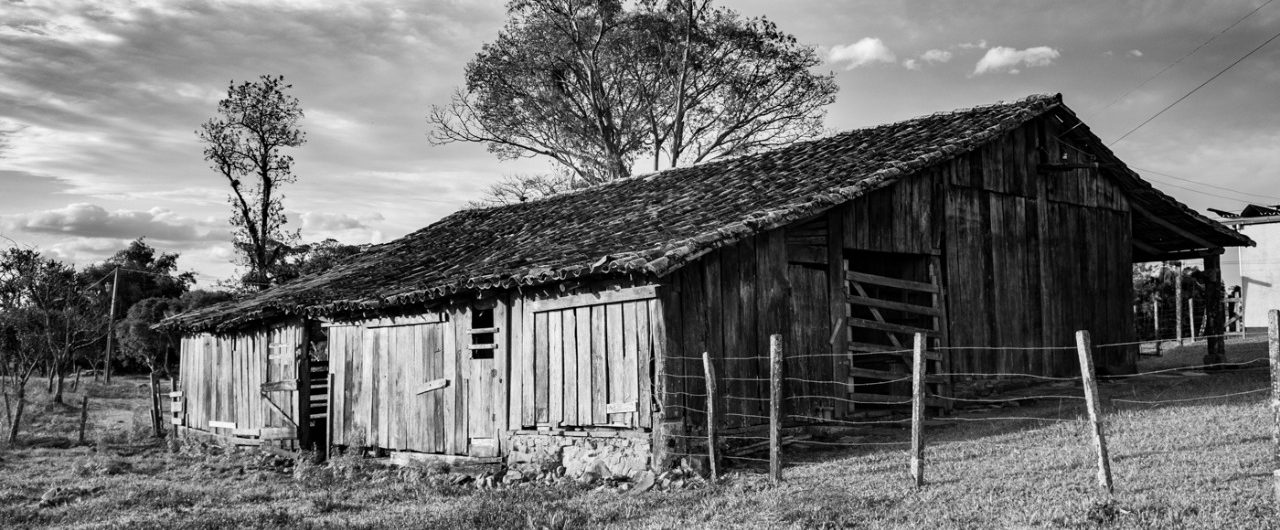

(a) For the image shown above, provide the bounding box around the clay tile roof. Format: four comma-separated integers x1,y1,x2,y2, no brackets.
168,93,1241,332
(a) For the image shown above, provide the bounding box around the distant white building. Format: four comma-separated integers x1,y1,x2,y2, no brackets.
1211,205,1280,329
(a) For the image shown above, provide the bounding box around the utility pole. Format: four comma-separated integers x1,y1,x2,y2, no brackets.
104,267,119,383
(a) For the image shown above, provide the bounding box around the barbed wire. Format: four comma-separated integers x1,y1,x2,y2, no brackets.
929,394,1087,403
1112,387,1270,405
786,394,912,406
932,372,1079,381
788,414,910,425
1110,358,1268,378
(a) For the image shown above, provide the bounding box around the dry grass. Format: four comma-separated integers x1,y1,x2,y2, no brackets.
0,343,1276,529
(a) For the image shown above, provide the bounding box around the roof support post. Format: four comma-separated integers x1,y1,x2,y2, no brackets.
1204,253,1226,366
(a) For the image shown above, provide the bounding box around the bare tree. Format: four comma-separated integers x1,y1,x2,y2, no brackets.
467,172,584,208
198,75,306,289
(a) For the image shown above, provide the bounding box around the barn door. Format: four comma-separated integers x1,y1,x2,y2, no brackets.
843,252,951,410
261,326,300,431
464,304,504,457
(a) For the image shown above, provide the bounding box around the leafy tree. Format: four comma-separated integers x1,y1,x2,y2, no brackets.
114,289,232,382
82,238,194,312
0,247,107,441
198,74,306,289
429,0,836,192
1133,263,1214,341
80,238,195,377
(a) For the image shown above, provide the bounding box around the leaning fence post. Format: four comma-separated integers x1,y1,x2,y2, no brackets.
1075,330,1114,493
911,332,927,488
77,395,89,445
769,334,783,485
701,351,718,484
1268,310,1280,506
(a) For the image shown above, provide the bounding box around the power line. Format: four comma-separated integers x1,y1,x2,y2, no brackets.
1133,166,1280,202
1101,0,1276,111
1111,25,1280,145
1141,175,1255,205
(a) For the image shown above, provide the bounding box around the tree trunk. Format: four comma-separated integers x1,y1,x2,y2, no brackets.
2,392,11,434
7,388,24,445
53,368,66,405
46,366,55,394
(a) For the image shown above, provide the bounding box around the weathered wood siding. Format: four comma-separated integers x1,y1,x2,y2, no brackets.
942,118,1135,375
516,286,658,430
661,231,800,430
328,318,453,453
177,322,303,438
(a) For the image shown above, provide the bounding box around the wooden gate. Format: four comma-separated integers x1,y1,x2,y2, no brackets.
843,254,951,411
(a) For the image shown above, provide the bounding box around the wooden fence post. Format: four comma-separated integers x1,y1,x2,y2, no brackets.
1075,330,1114,493
78,395,89,445
1268,310,1280,506
149,371,162,437
911,332,926,488
1153,295,1159,340
702,351,718,484
327,372,336,459
769,334,782,485
1174,261,1183,345
1189,299,1197,342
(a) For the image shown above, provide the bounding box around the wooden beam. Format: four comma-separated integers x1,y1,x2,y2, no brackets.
848,317,940,338
415,378,449,395
260,392,299,427
526,285,658,313
847,271,939,293
1204,254,1226,364
1131,201,1217,249
1133,246,1225,263
605,401,638,414
260,380,297,392
848,295,941,317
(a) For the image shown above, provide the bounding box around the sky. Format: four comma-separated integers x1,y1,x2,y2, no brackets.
1,0,1278,286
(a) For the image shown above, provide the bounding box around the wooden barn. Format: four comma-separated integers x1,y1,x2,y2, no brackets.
164,94,1249,471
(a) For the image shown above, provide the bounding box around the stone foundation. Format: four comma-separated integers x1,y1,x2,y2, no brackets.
506,429,652,478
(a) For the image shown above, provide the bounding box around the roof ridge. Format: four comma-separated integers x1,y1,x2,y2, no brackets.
459,94,1064,213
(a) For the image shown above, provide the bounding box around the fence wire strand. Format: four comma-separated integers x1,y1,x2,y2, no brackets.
1112,387,1271,405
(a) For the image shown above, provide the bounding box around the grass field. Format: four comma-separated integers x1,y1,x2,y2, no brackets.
0,338,1276,529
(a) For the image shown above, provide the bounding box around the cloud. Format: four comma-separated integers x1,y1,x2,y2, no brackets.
973,46,1060,75
904,48,954,70
3,203,225,242
1128,49,1143,57
921,49,953,63
957,39,988,49
298,211,383,232
827,37,896,70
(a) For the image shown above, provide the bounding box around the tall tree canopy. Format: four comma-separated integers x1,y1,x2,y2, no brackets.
429,0,836,189
198,74,306,289
82,238,194,312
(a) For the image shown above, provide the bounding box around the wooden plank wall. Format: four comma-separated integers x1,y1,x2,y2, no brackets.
329,318,455,454
943,117,1135,376
661,231,797,431
177,322,303,440
518,293,656,429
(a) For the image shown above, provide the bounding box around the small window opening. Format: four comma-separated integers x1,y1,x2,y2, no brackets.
470,307,496,359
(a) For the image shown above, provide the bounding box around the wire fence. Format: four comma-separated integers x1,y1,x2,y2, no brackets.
666,322,1278,496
